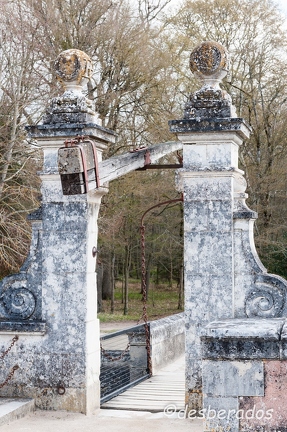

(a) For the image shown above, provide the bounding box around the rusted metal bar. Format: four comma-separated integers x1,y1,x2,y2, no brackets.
137,163,183,170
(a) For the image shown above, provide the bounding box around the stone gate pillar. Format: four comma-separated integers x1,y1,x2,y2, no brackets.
170,41,287,432
0,49,115,413
169,41,251,411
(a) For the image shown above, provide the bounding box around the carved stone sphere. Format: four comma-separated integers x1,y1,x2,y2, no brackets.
54,49,93,86
189,41,229,81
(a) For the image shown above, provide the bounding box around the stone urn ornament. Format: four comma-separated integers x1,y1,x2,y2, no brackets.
185,40,237,119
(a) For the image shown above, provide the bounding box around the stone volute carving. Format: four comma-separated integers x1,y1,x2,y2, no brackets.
0,209,43,328
1,287,36,320
184,40,237,119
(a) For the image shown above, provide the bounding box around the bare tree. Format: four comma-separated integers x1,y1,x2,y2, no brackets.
0,0,44,277
167,0,287,276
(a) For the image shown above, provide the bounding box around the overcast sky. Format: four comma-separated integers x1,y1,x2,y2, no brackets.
167,0,287,17
277,0,287,16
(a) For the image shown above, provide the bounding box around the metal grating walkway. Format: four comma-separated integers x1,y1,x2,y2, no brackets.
101,354,185,412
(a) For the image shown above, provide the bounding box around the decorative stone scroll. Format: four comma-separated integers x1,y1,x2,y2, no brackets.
245,275,286,318
0,285,36,320
0,209,44,331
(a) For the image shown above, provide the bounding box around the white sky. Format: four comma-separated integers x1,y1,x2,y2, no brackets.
277,0,287,16
276,0,287,16
166,0,287,17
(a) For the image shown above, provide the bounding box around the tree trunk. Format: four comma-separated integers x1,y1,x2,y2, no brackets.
156,264,159,285
169,256,173,288
178,262,184,310
96,262,103,312
102,261,112,300
123,245,131,315
111,253,115,313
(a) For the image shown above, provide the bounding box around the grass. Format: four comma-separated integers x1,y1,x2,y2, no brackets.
98,280,183,323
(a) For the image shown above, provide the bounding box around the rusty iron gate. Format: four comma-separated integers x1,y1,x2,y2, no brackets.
100,323,151,403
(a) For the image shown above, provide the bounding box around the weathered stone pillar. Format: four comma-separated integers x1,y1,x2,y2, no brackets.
0,49,115,413
169,41,251,411
170,41,287,431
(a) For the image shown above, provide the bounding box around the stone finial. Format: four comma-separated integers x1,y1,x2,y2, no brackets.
54,49,93,94
184,40,237,119
42,48,101,125
189,41,229,88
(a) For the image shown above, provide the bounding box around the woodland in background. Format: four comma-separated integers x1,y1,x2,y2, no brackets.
1,0,287,312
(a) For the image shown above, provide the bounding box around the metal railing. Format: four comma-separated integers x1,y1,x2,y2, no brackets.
100,323,150,404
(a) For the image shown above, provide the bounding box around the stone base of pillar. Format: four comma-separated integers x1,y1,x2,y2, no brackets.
201,318,287,431
0,384,99,414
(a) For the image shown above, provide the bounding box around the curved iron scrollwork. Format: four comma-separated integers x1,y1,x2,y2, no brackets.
0,287,36,320
245,276,286,318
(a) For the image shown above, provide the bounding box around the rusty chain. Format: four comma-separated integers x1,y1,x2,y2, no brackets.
101,341,131,362
0,365,19,389
0,335,19,360
0,335,20,388
140,223,152,374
